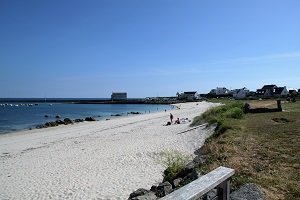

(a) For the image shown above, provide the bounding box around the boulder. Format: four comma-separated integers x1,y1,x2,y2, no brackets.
129,192,157,200
36,124,46,129
55,120,65,125
44,121,58,127
150,185,157,193
49,121,58,127
128,188,151,199
155,182,173,198
64,118,73,124
55,115,61,119
74,119,84,123
85,117,96,121
44,115,49,118
180,169,199,186
173,178,183,188
230,183,264,200
192,155,207,166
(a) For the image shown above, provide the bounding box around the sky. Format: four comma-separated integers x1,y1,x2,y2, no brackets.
0,0,300,98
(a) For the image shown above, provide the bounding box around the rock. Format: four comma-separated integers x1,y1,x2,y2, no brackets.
44,115,49,118
111,114,122,116
85,117,96,121
129,191,157,200
64,118,73,124
180,169,199,186
129,188,150,199
36,124,46,129
55,115,61,118
74,119,84,123
129,111,140,114
49,121,58,127
192,155,207,166
150,185,157,193
173,178,183,188
230,183,264,200
55,120,65,125
155,182,173,198
44,121,58,127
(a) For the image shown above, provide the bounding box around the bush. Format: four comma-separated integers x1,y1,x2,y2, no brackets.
157,150,190,183
224,107,244,119
191,102,245,137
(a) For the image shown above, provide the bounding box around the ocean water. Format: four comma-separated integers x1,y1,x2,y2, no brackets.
0,103,173,134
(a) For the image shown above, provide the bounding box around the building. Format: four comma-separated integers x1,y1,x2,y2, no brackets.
177,91,198,101
256,85,289,98
111,92,127,101
216,87,230,96
232,87,249,99
256,85,277,97
274,87,289,97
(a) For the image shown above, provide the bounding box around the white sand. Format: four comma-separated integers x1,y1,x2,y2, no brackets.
0,102,217,200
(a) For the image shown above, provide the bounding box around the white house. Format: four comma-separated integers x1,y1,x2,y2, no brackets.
232,87,249,99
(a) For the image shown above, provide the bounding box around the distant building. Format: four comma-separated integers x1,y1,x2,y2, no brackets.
289,89,298,96
232,87,249,99
177,91,198,101
111,92,127,101
256,85,289,98
256,85,277,97
274,87,288,97
216,87,230,96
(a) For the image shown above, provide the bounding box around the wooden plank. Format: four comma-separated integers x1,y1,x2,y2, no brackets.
176,123,207,135
160,166,235,200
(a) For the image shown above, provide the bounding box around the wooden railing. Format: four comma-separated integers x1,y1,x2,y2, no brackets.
160,166,235,200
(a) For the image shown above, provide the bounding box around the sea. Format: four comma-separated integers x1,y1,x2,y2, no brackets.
0,99,173,134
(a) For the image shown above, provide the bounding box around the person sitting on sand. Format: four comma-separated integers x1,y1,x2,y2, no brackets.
174,118,180,124
163,121,171,126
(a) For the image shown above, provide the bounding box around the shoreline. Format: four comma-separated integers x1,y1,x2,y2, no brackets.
0,103,174,135
0,101,217,199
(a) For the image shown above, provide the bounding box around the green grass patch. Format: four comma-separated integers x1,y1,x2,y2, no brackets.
194,100,300,200
191,101,244,135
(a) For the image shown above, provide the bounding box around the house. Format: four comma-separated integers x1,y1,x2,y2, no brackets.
177,91,198,101
209,89,217,95
274,87,289,97
216,87,230,96
111,92,127,101
256,85,277,97
289,89,298,96
232,87,249,99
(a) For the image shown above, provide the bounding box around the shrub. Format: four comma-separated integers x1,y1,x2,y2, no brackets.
157,150,190,183
224,107,244,119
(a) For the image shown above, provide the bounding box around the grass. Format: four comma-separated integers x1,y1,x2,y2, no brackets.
156,150,190,183
191,101,245,136
192,100,300,200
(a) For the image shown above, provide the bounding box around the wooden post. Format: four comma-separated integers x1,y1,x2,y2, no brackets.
217,179,230,200
277,100,282,110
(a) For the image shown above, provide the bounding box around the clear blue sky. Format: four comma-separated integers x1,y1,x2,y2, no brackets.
1,0,299,98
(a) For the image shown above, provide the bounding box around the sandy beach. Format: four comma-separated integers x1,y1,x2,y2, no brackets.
0,102,217,200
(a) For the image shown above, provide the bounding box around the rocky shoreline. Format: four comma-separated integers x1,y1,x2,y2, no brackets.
35,117,97,129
